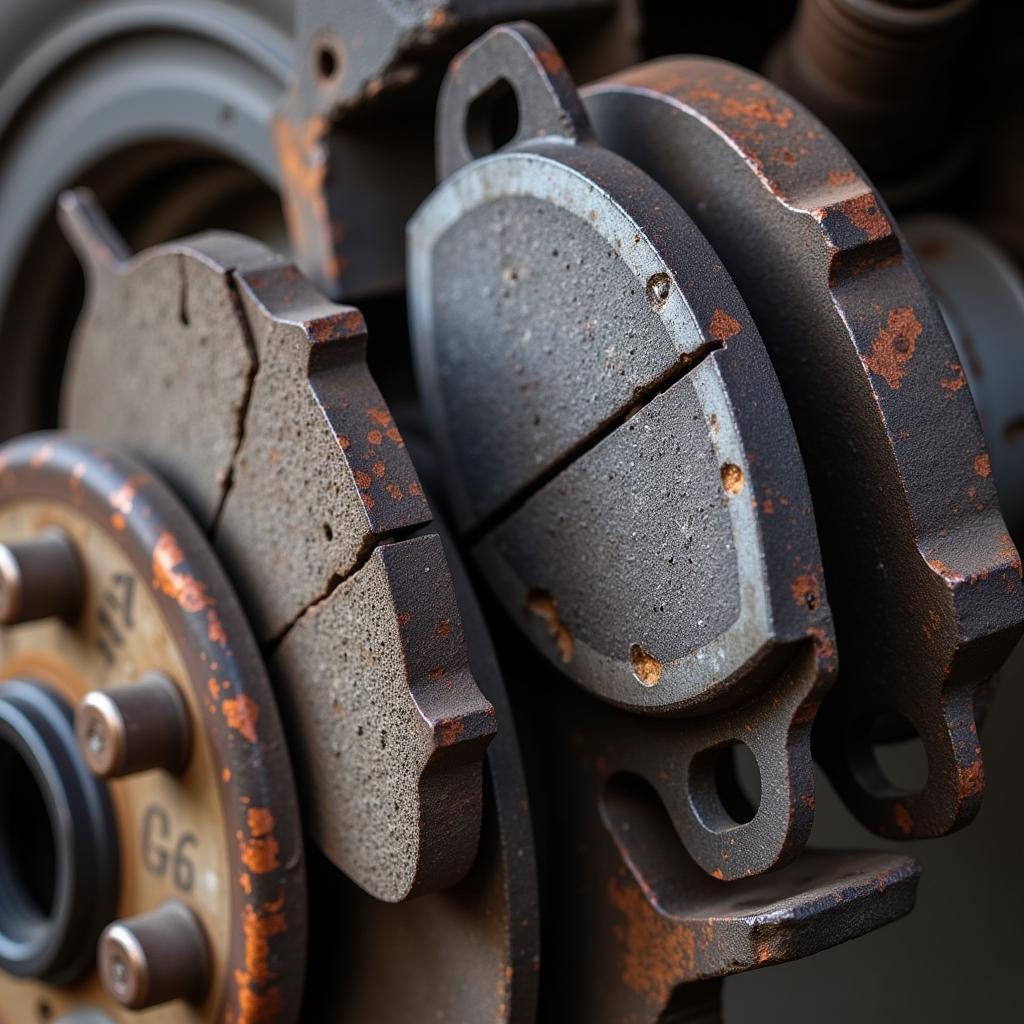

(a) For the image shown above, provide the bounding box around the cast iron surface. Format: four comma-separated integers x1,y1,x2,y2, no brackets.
58,188,496,903
0,433,306,1023
582,57,1024,839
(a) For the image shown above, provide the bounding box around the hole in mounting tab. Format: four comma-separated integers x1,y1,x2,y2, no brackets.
466,78,520,159
689,741,762,831
853,710,929,796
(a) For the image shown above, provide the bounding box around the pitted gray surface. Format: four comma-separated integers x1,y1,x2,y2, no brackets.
431,195,680,524
272,545,427,903
64,252,253,528
482,376,740,666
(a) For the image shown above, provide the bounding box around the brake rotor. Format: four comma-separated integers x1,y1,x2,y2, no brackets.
0,434,305,1023
580,57,1024,838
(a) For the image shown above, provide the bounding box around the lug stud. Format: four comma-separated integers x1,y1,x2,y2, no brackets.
99,901,211,1010
76,672,192,778
0,529,83,625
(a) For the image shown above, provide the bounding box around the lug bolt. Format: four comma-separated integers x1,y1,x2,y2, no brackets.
0,529,83,625
99,901,211,1010
76,672,192,778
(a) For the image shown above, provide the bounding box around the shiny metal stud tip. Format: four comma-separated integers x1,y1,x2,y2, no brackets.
99,901,210,1009
76,672,191,778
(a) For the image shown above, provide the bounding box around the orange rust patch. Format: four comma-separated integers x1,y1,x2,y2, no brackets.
239,832,281,875
354,469,372,489
372,461,386,478
235,891,288,1018
248,807,276,838
940,362,966,395
791,573,820,611
974,453,991,478
720,95,793,128
428,666,446,681
526,589,574,663
629,644,662,686
807,625,835,662
409,481,423,496
708,309,742,342
385,482,403,500
862,308,923,390
438,718,465,746
537,47,566,75
827,170,858,187
152,531,213,613
837,193,890,241
607,875,697,1005
720,463,745,495
208,609,227,645
385,426,404,445
959,758,984,801
337,435,351,450
892,803,913,836
367,429,383,446
435,618,451,637
367,406,392,426
223,694,260,744
110,513,126,531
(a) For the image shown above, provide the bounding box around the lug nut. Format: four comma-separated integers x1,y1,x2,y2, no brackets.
76,672,192,778
99,901,211,1009
0,529,83,625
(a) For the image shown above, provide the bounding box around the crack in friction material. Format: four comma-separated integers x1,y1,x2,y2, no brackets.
262,522,424,656
466,340,722,545
208,269,261,539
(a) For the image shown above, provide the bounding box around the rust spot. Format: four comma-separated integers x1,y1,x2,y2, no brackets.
337,435,351,450
372,461,386,478
110,513,126,531
239,831,281,875
384,482,403,500
974,453,991,478
409,481,423,497
708,309,742,342
428,666,447,681
629,644,662,686
827,170,858,187
397,611,412,627
354,469,372,489
862,308,923,390
720,95,794,128
837,193,890,241
959,758,984,801
223,694,260,744
807,625,835,662
791,573,820,611
367,407,392,427
940,362,966,395
248,807,276,838
527,589,574,663
236,890,288,1017
438,717,465,746
607,875,697,1003
435,618,451,637
720,463,744,495
892,803,913,835
152,532,213,613
208,609,227,645
537,47,566,76
385,426,404,446
367,429,383,446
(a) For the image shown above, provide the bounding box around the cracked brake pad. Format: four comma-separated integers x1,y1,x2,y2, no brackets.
58,188,495,901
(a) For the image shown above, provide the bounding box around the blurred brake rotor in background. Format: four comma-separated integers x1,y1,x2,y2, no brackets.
0,1,1021,1022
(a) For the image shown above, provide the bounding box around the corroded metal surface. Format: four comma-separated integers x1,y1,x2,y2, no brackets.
0,434,306,1023
583,58,1024,839
411,22,835,880
58,189,496,902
